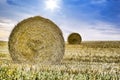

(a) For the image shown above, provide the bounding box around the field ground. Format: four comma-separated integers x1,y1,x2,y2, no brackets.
0,41,120,80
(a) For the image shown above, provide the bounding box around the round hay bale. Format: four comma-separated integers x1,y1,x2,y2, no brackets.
8,16,65,64
67,33,82,44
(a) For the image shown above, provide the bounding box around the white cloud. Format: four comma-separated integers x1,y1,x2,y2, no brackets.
0,0,119,41
0,16,120,41
56,18,120,41
0,17,16,41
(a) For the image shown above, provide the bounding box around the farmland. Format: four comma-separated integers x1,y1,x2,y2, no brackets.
0,41,120,80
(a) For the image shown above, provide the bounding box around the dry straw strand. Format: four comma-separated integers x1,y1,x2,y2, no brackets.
8,16,65,64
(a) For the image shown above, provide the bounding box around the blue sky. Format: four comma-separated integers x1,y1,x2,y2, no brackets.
0,0,120,41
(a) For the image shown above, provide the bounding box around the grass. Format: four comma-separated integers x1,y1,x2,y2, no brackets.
0,41,120,80
0,63,119,80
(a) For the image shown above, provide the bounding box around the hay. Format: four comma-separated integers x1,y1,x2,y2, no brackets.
8,16,65,64
67,33,82,44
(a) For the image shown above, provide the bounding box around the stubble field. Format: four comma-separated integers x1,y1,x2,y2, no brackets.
0,41,120,80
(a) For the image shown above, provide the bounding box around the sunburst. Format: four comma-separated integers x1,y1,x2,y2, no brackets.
44,0,60,12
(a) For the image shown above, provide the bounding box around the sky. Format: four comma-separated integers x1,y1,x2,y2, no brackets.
0,0,120,41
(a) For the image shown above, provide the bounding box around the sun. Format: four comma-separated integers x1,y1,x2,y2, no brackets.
45,0,60,12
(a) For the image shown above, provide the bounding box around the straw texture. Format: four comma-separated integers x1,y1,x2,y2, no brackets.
8,16,65,64
68,33,82,44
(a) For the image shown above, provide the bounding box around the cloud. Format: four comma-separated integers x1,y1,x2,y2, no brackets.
56,17,120,41
6,0,41,7
0,17,16,41
91,0,107,4
0,0,45,20
0,0,119,41
91,22,120,35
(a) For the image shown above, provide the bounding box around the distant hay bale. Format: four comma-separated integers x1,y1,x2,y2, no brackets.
8,16,65,64
68,33,82,44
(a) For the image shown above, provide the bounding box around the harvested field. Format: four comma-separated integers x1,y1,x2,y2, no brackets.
0,41,120,80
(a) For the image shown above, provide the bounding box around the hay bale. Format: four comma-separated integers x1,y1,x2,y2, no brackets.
8,16,65,64
67,33,82,44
